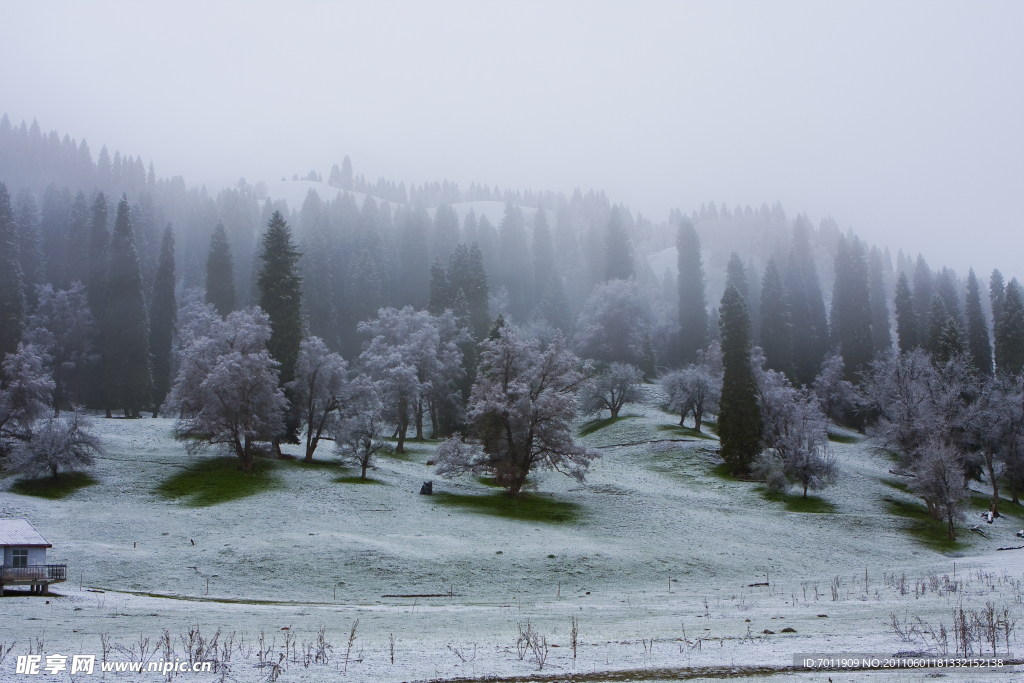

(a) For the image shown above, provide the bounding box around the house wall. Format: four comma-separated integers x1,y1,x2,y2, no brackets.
1,546,48,565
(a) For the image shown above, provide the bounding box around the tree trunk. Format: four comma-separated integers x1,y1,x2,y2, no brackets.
610,405,619,419
272,436,282,458
678,412,686,427
305,425,316,462
985,455,1001,518
415,400,424,440
803,483,809,498
946,509,956,542
51,465,58,479
238,436,253,473
396,420,408,454
361,462,368,480
105,407,112,418
54,376,62,417
124,407,130,419
429,400,438,440
694,407,702,433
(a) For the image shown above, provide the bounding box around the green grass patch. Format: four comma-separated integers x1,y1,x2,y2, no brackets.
476,476,505,488
881,477,912,494
9,472,98,499
333,475,385,485
432,491,581,524
883,497,966,551
760,488,837,513
579,414,636,436
155,457,279,507
968,491,1024,520
827,431,862,444
282,457,341,470
709,462,734,481
656,424,717,440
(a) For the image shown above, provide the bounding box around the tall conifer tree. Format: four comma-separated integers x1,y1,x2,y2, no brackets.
676,217,707,365
150,225,176,415
830,235,875,381
995,278,1024,375
964,268,992,376
786,221,830,386
990,269,1006,333
205,222,236,318
893,272,919,353
718,284,762,475
868,246,892,354
105,195,152,417
912,255,933,337
0,183,25,361
449,242,490,341
605,206,634,281
85,192,110,413
258,211,304,386
759,257,793,378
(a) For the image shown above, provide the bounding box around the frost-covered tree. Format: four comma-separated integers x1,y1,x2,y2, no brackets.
358,307,467,450
812,353,859,424
335,377,387,480
580,362,643,419
965,269,992,376
5,411,102,479
759,257,793,378
830,234,874,381
287,336,348,461
25,282,95,413
0,342,55,453
753,354,837,498
434,326,598,497
258,211,303,385
662,354,721,432
163,307,287,472
911,439,967,541
994,278,1024,375
574,278,651,366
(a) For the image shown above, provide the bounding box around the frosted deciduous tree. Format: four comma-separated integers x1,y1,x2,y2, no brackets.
0,343,54,450
911,439,967,541
25,282,94,413
6,411,103,479
812,353,859,424
163,307,287,472
335,377,387,479
287,336,349,461
434,326,598,497
574,278,651,366
661,359,720,432
753,354,837,498
580,362,643,419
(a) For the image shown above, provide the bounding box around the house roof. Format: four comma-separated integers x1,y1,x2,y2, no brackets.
0,519,52,547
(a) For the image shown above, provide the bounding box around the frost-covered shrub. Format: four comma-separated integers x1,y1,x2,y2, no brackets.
335,377,387,480
813,352,859,423
0,342,55,454
662,360,720,432
910,439,967,541
287,336,348,461
574,278,651,366
435,326,598,497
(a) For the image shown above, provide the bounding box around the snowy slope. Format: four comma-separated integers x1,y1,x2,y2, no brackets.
1,393,1021,681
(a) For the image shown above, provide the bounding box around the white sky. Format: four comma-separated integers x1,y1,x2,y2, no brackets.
2,0,1022,279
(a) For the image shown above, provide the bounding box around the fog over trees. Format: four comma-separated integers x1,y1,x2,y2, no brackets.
3,113,1024,530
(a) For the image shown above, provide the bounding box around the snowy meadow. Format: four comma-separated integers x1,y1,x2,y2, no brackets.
2,388,1022,681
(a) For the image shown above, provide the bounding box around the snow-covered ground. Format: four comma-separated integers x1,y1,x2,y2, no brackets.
2,390,1022,681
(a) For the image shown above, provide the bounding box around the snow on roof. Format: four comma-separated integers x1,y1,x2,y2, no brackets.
0,519,52,547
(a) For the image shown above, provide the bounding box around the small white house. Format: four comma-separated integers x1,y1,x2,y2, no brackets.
0,518,66,594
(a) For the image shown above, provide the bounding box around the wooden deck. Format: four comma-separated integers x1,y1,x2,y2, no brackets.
1,564,67,590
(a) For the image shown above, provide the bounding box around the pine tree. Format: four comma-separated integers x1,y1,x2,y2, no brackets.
676,217,707,365
785,222,829,386
63,192,90,289
726,252,749,304
830,235,875,381
105,195,152,417
428,257,450,315
718,284,762,475
995,278,1024,375
605,206,634,281
759,257,793,378
399,207,430,309
0,183,26,362
205,222,236,317
448,242,490,341
85,192,110,413
532,207,556,312
935,318,968,366
868,246,892,354
432,204,460,264
149,225,176,415
935,268,962,327
13,190,45,308
926,295,950,358
964,268,993,376
912,255,933,336
893,272,919,353
990,269,1006,332
258,211,304,386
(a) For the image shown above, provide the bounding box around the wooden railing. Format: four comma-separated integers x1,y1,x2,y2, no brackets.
0,564,67,582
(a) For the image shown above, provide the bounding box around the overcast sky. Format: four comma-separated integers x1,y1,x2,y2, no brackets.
3,0,1022,279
